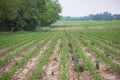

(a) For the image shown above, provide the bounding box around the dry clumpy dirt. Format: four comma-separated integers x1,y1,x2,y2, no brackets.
77,39,120,80
40,39,62,80
0,40,42,77
11,40,52,80
0,48,6,54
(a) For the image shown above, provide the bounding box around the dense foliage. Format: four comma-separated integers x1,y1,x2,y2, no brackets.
0,0,61,31
62,12,120,21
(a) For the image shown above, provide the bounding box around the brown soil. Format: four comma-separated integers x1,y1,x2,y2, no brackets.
40,39,62,80
77,40,120,80
0,40,42,77
0,48,6,53
11,40,52,80
79,70,93,80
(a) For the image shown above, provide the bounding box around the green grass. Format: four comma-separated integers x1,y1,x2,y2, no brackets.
52,20,120,27
0,32,39,49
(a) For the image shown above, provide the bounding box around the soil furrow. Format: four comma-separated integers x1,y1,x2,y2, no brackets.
0,48,6,53
11,40,51,80
67,53,78,80
77,40,120,80
0,40,42,77
66,39,78,80
97,46,120,66
69,38,93,80
0,40,36,61
40,39,62,80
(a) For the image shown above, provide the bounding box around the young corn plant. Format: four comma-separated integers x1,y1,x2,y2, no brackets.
74,64,84,80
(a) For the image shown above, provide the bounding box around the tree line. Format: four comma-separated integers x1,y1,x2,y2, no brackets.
0,0,61,32
62,12,120,21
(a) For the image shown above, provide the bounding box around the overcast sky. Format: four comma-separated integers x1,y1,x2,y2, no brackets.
58,0,120,17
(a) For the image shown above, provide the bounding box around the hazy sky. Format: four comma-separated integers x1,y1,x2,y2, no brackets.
58,0,120,17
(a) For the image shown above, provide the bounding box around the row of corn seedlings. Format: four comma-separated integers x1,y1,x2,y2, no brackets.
74,32,120,74
68,32,101,80
0,33,44,56
61,32,67,80
30,34,60,80
79,32,120,57
0,32,51,66
0,32,53,80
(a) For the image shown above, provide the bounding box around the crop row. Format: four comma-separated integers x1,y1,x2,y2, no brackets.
68,32,101,80
0,33,44,56
30,34,59,80
0,33,49,66
0,33,39,49
73,32,120,74
85,32,120,49
78,33,120,57
81,30,120,49
61,33,67,80
0,32,53,80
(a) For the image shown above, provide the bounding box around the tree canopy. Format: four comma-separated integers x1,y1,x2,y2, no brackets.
0,0,61,31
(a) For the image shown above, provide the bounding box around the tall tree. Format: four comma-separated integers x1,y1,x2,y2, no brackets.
41,0,61,26
0,0,20,31
0,0,61,31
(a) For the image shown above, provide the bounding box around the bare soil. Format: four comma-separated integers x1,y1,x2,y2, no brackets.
40,39,62,80
0,48,6,53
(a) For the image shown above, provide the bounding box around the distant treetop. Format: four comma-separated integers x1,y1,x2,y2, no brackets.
61,12,120,21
